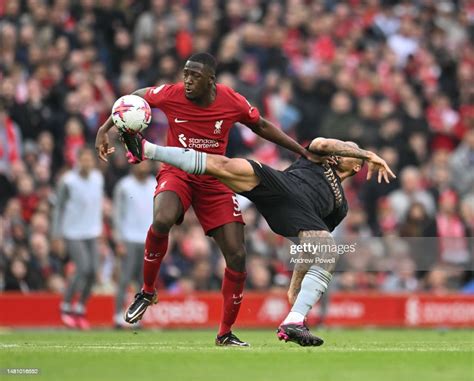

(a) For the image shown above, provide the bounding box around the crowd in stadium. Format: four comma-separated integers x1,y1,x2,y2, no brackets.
0,0,473,296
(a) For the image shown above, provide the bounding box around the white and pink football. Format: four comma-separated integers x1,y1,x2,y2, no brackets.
111,95,151,134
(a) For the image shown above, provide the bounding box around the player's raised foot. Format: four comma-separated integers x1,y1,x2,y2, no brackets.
124,289,157,324
119,130,146,163
215,332,250,347
276,323,324,347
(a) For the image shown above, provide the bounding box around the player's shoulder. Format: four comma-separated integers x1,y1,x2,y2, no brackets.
148,83,182,99
217,83,249,107
217,83,241,98
161,83,183,94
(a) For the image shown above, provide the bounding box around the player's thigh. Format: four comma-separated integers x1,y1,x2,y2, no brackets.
298,230,333,241
192,183,244,235
153,191,186,228
153,171,193,227
206,156,259,193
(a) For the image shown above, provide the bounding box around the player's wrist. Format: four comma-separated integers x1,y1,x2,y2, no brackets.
366,151,376,161
100,117,115,132
302,147,311,157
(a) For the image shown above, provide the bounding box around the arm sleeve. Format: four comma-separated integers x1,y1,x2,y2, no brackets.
112,181,126,242
143,84,171,109
233,91,261,125
51,179,69,239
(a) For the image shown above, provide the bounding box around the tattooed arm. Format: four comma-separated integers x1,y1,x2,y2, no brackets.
309,138,371,159
309,137,396,183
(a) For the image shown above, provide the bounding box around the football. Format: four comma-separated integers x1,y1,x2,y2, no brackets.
111,94,152,134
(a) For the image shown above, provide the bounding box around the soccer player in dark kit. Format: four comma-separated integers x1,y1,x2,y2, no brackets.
120,132,396,346
95,53,319,346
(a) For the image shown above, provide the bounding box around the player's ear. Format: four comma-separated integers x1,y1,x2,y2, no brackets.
209,74,216,86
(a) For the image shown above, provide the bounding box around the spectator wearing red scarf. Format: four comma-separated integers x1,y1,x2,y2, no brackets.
0,100,22,177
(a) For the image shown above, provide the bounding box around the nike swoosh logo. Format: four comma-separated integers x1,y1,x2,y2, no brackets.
144,257,159,262
233,212,242,217
174,118,188,123
152,84,165,94
233,300,242,305
126,307,144,321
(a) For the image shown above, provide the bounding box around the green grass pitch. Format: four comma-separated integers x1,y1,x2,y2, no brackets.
1,329,473,381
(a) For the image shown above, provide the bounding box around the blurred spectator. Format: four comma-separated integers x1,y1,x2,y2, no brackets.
52,148,104,329
434,190,471,266
0,99,22,177
399,202,433,238
382,257,419,292
389,167,436,223
450,129,474,196
319,91,361,141
112,161,155,327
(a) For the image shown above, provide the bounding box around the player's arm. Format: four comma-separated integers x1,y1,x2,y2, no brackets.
309,137,396,183
309,138,372,159
95,88,151,162
246,116,309,158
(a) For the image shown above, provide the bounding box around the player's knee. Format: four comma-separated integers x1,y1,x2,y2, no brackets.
223,245,246,271
152,198,182,233
152,213,176,233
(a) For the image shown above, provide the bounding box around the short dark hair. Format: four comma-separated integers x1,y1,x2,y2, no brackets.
188,52,217,74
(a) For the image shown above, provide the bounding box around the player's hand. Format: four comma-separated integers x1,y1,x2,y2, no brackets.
305,151,339,166
366,152,397,184
95,127,115,162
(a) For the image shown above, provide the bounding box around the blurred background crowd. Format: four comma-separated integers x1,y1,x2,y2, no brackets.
0,0,473,298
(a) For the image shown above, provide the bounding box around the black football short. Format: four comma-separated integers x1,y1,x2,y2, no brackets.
239,160,330,237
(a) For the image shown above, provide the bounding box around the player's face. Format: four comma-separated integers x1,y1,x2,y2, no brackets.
183,61,213,100
337,157,361,176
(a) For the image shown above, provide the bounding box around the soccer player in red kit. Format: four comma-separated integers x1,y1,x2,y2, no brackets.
96,53,312,346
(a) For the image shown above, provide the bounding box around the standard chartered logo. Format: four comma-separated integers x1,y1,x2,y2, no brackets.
178,133,187,147
177,134,219,149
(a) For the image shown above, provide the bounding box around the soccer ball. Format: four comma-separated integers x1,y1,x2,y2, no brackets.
111,95,152,134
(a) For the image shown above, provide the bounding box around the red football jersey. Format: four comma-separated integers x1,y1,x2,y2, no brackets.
144,83,260,155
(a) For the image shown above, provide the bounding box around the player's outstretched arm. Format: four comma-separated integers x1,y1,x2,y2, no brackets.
95,88,151,162
309,137,396,183
246,117,309,158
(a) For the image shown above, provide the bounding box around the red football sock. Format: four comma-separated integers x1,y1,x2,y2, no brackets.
218,268,247,336
142,226,169,294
